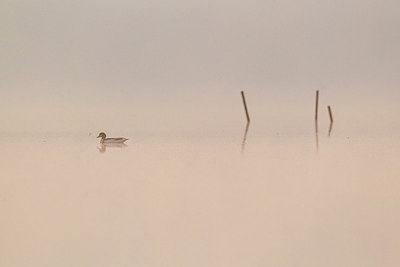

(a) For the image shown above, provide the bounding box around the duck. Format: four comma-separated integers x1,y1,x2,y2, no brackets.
96,132,128,144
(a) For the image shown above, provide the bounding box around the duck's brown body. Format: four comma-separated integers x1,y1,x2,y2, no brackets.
97,132,128,144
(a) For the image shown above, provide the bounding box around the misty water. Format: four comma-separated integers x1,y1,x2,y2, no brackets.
3,0,400,265
1,121,400,267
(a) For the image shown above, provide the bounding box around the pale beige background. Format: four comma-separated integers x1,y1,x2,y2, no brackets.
1,0,399,133
1,1,400,266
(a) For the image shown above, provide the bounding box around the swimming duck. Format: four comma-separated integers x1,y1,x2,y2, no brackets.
96,132,128,144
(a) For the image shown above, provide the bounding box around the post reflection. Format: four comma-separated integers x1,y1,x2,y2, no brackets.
328,122,334,137
241,122,250,153
315,120,319,153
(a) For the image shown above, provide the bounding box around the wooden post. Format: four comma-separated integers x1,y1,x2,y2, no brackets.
315,90,319,121
241,91,250,122
328,105,333,123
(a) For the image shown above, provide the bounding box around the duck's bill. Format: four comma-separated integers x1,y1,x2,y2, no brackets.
96,135,101,138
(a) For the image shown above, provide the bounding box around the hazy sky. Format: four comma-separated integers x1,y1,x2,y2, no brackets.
1,0,399,132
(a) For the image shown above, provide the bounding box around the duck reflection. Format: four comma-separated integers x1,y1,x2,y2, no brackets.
98,143,128,153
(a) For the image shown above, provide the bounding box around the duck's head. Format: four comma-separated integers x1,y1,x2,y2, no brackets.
97,132,106,139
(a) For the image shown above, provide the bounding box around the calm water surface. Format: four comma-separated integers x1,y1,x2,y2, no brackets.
1,126,400,266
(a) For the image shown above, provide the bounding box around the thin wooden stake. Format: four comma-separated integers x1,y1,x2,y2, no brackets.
315,90,319,121
328,105,333,123
241,91,250,122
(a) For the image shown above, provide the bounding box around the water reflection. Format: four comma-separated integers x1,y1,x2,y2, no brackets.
315,120,319,153
241,122,250,153
97,143,127,153
2,131,400,266
328,122,334,137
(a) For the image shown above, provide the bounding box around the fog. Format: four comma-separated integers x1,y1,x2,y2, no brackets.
2,2,400,266
1,0,399,132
